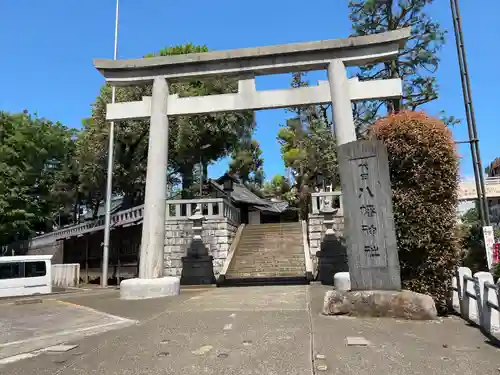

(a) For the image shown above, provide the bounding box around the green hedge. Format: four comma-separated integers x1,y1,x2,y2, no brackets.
370,111,460,314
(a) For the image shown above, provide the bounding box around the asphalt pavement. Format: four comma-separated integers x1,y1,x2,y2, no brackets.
1,284,499,374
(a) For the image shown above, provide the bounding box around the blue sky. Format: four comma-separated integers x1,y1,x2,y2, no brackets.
1,0,498,181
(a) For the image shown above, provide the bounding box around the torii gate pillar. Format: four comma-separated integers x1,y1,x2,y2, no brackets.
328,59,357,145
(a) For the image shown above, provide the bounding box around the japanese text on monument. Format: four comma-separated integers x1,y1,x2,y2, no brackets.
352,156,388,269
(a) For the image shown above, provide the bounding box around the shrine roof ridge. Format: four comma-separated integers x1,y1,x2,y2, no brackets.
93,28,411,85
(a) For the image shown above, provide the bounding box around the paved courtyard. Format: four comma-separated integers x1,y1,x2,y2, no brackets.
1,284,499,374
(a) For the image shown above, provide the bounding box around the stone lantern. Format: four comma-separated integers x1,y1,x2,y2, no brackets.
180,204,215,285
320,197,338,236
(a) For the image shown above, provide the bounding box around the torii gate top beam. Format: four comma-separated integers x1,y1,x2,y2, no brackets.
94,28,411,86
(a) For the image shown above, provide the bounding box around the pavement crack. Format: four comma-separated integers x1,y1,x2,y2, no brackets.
306,285,317,375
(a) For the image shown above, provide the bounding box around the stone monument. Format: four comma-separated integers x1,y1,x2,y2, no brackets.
337,139,401,291
323,139,437,319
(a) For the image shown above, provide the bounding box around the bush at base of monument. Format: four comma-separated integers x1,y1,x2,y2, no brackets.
370,111,460,315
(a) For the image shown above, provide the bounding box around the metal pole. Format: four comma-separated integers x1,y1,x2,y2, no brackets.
450,0,490,226
102,0,120,287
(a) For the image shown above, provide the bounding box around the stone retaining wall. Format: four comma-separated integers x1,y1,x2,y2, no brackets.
308,214,345,256
308,214,346,284
163,218,238,278
27,241,64,264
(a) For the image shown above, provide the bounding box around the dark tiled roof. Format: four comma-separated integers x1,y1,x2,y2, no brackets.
211,175,290,213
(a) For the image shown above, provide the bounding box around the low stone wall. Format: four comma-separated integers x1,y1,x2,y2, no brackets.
163,218,238,278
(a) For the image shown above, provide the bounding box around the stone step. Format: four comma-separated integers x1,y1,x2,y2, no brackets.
244,225,301,230
235,254,304,259
235,251,304,257
229,222,306,280
232,255,305,261
242,228,302,234
220,276,309,287
243,226,301,232
230,259,304,264
230,261,305,267
240,234,302,239
238,237,303,243
226,271,305,278
245,223,301,227
231,263,305,269
236,246,303,251
227,268,306,277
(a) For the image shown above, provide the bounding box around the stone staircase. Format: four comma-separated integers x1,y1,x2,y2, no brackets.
222,222,309,286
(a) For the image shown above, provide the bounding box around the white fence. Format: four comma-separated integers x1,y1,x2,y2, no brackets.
453,266,500,340
165,198,240,224
52,263,80,288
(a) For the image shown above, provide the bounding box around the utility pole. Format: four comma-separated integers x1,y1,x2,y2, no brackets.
450,0,490,226
102,0,120,287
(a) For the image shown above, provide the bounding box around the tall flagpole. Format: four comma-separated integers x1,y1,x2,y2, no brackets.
102,0,120,287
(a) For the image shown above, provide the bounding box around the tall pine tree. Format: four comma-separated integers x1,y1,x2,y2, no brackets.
349,0,457,131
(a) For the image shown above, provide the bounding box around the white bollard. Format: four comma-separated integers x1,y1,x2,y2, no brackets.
476,272,500,335
334,272,351,291
451,272,460,314
457,267,478,323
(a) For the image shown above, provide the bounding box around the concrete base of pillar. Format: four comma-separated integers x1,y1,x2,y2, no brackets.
119,277,180,300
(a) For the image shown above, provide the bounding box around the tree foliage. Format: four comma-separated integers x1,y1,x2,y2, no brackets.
277,116,338,218
458,207,500,274
77,43,255,211
229,139,265,187
348,0,458,131
0,111,76,245
278,117,338,189
261,174,297,204
370,110,460,314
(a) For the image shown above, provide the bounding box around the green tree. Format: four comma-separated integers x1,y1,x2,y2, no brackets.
278,118,338,189
261,174,296,203
229,139,264,187
348,0,458,131
458,207,500,274
77,43,255,213
277,117,338,218
0,111,76,244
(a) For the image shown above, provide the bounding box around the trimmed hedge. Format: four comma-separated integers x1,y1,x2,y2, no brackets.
370,111,460,314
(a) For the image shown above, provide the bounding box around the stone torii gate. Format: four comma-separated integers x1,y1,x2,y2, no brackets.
93,28,410,299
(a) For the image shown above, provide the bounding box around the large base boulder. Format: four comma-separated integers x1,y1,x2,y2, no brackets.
120,277,180,300
323,290,437,320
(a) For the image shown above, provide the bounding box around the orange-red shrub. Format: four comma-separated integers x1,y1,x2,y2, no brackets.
370,111,460,314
